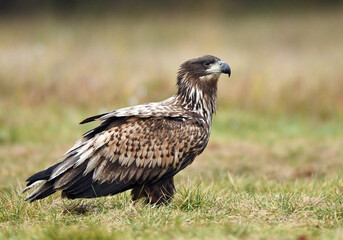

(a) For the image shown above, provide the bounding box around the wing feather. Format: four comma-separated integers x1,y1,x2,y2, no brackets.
25,112,207,201
87,117,205,184
78,96,200,125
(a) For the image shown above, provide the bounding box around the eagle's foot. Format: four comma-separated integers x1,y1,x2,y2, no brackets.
131,177,175,205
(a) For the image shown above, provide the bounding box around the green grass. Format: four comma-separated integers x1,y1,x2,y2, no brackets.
1,176,343,239
1,9,343,240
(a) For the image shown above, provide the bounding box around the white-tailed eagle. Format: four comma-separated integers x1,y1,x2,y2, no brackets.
23,55,231,205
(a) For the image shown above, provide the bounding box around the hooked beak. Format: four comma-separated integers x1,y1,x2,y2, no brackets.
219,61,231,77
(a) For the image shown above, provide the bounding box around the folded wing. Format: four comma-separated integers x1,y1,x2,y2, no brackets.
24,114,207,202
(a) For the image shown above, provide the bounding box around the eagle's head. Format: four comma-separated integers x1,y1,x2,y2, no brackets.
175,55,230,117
177,55,230,95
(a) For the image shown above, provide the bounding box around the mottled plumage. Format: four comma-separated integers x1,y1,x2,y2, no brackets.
23,55,231,204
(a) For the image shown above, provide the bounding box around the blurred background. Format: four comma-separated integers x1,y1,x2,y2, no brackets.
1,1,343,186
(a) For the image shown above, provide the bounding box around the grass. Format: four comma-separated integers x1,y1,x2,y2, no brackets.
1,8,343,240
1,175,343,239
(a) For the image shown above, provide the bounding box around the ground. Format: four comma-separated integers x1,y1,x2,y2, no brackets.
1,8,343,240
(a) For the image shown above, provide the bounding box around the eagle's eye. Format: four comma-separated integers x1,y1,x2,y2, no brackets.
203,61,211,67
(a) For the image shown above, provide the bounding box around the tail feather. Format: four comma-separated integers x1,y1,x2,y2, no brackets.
24,162,134,202
26,163,61,186
22,180,47,193
25,181,56,202
23,162,61,201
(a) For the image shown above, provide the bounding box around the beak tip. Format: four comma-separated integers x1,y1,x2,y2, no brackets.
220,62,231,77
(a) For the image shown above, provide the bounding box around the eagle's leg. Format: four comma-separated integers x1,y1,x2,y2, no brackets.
146,177,176,205
131,185,149,201
131,177,176,205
